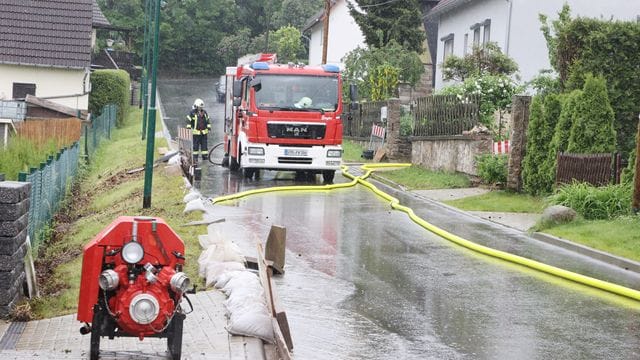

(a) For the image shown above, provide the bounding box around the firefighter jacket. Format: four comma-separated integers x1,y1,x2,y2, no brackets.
186,109,211,135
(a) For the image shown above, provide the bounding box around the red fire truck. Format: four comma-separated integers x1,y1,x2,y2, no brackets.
222,54,353,183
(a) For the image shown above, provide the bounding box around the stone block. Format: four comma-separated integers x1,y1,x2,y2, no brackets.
0,228,27,256
0,292,21,318
0,181,31,204
0,198,30,221
0,242,27,272
0,271,25,305
0,213,28,238
0,267,21,286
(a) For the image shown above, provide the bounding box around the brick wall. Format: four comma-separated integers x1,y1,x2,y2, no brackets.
0,181,30,317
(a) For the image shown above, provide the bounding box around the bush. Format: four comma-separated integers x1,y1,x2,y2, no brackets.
399,110,413,136
548,182,632,220
522,95,556,195
566,74,616,154
89,69,130,127
0,137,58,180
475,154,507,185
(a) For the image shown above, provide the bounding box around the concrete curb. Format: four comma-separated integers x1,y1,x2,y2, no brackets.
366,173,640,276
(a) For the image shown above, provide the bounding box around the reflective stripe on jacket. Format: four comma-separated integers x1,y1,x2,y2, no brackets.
186,109,212,135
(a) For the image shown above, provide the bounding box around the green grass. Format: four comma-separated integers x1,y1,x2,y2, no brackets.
0,137,58,180
30,106,205,319
377,165,470,190
542,216,640,262
342,139,371,163
444,191,546,213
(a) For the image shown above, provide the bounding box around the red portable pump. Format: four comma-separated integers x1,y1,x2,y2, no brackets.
77,216,192,360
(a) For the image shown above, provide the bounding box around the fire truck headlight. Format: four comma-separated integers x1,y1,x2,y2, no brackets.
121,241,144,264
248,147,264,156
129,293,160,325
98,269,119,291
327,149,342,158
170,272,191,293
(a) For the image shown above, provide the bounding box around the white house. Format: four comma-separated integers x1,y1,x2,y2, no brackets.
427,0,640,90
302,0,367,66
0,0,100,111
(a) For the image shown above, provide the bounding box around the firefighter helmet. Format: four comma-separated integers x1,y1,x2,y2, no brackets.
295,96,312,108
193,98,205,109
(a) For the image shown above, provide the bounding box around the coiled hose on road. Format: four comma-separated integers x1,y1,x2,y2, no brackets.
209,163,640,302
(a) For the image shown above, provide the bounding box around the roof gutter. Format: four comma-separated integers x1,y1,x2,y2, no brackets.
505,0,514,55
425,0,470,20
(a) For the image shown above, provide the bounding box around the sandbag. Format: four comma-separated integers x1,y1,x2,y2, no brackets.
226,309,275,343
205,261,245,288
184,198,206,213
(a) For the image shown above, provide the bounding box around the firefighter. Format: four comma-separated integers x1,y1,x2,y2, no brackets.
186,98,211,163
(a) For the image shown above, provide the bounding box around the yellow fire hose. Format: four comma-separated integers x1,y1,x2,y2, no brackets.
210,163,640,302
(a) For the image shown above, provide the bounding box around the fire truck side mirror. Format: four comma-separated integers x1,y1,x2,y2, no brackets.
233,80,242,98
250,78,262,92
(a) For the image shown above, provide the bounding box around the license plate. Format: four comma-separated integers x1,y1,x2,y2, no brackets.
284,149,308,156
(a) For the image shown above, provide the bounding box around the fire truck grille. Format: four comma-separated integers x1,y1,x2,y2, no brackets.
278,157,313,164
267,123,326,139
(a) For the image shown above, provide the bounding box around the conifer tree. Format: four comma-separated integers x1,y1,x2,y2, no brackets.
523,94,560,195
348,0,425,52
566,74,617,154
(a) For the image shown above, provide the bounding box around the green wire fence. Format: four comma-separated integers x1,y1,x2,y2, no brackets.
12,104,118,249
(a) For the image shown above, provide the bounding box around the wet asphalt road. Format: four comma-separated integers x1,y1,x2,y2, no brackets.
158,78,640,359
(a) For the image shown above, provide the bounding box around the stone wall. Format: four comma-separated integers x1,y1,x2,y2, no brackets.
0,181,30,317
410,135,492,176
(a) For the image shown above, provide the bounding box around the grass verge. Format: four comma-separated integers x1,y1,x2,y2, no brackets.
541,216,640,262
444,191,546,213
342,139,370,163
28,106,204,319
377,165,470,190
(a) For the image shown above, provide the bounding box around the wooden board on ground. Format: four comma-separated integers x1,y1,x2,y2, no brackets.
182,218,225,227
257,242,293,358
265,225,286,274
373,147,386,162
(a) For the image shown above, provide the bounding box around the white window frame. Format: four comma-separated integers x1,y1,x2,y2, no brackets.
441,33,454,62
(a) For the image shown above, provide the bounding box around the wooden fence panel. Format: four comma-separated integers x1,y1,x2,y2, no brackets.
342,101,387,138
556,153,619,186
412,94,479,136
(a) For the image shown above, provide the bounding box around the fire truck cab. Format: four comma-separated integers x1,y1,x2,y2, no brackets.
223,54,346,183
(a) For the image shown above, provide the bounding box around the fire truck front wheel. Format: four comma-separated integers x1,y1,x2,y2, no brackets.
322,170,335,184
229,156,239,171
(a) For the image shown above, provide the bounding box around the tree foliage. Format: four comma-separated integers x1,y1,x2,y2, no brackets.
97,0,323,75
342,41,423,100
442,42,518,82
522,94,558,195
348,0,425,52
369,64,399,101
566,74,616,154
540,4,640,155
271,26,304,63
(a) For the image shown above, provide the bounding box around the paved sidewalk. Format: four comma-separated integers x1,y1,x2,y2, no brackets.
412,188,541,232
0,290,269,359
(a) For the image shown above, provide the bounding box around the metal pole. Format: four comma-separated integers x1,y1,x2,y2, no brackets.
139,0,149,110
632,114,640,213
143,0,161,208
142,0,153,140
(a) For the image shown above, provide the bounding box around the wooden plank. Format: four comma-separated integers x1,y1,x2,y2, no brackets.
265,225,286,274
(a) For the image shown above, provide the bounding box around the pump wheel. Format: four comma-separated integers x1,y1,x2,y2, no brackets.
322,170,335,184
243,168,255,179
167,313,185,360
90,305,102,360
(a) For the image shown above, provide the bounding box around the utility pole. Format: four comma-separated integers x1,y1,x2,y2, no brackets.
633,114,640,213
142,0,161,208
321,0,331,64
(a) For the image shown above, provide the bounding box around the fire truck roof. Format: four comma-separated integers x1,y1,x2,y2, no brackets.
248,62,341,75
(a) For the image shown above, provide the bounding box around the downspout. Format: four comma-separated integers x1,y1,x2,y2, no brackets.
505,0,513,55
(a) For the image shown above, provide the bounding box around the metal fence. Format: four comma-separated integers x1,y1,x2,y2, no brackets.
556,152,622,186
83,104,117,160
343,101,387,138
411,94,479,136
18,142,80,249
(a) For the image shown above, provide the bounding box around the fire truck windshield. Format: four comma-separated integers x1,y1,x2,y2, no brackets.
254,74,339,112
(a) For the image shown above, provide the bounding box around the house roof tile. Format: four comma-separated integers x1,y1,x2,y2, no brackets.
0,0,93,69
92,0,111,29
